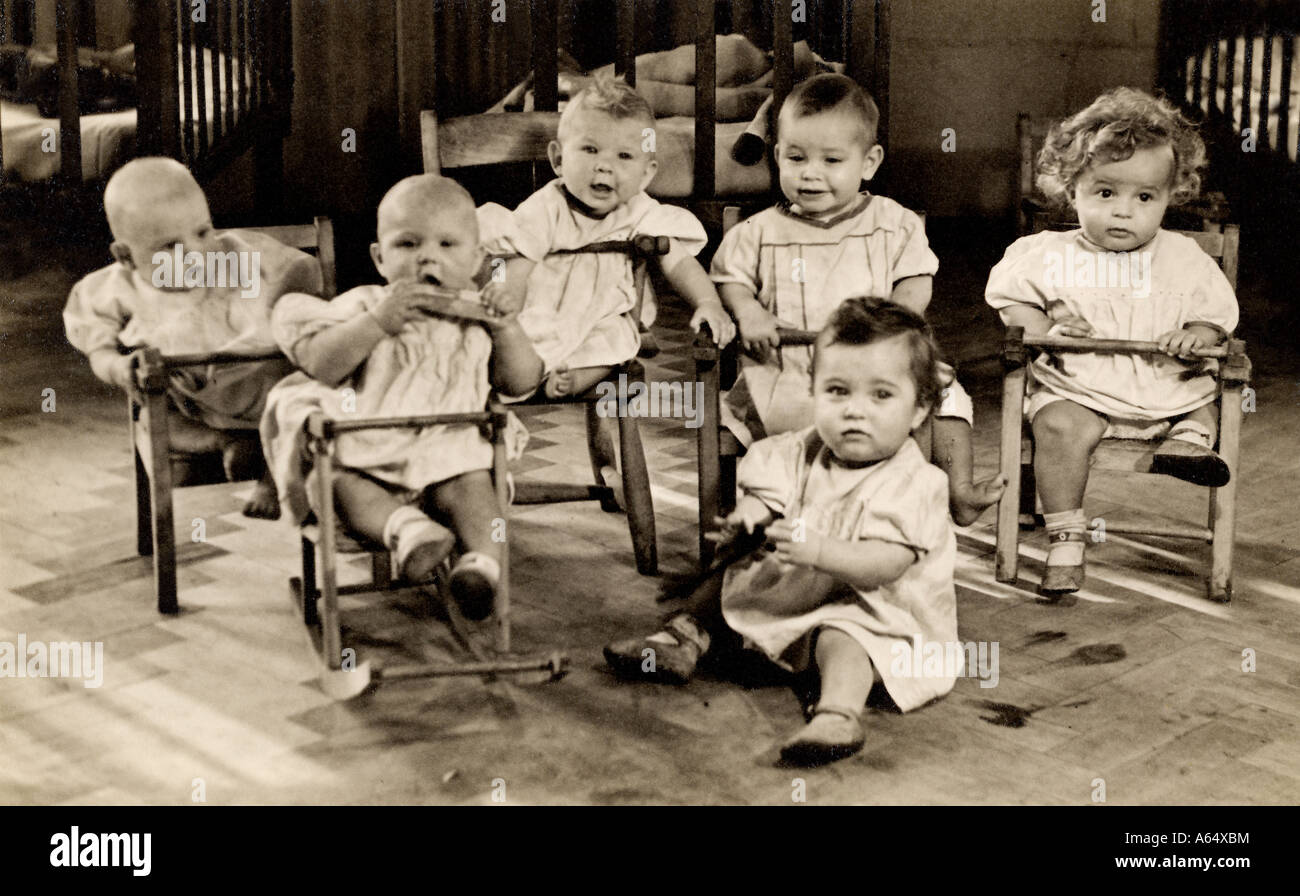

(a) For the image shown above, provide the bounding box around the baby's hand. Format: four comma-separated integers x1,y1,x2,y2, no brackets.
110,351,144,400
766,519,822,568
482,278,526,318
705,507,765,545
480,304,521,334
1046,315,1093,338
736,306,791,360
1157,328,1206,359
690,303,736,347
370,280,438,335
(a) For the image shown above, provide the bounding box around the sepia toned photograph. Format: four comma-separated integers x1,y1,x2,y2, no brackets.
0,0,1295,834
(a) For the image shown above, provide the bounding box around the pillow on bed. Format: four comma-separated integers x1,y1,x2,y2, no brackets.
16,43,136,117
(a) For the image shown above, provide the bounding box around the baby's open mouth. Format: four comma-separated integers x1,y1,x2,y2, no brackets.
590,184,613,195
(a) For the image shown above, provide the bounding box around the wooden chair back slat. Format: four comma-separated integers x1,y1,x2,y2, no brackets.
242,216,337,299
422,110,559,173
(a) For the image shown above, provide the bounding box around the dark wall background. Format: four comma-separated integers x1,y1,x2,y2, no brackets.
92,0,1157,285
275,0,1158,217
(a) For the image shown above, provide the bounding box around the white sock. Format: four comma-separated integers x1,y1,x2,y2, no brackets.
1043,508,1086,566
454,551,500,584
1169,421,1213,449
382,505,449,571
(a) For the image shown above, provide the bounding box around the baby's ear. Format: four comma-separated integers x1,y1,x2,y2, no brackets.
910,402,931,433
860,143,885,184
109,241,134,269
638,157,659,192
547,140,563,176
369,241,384,272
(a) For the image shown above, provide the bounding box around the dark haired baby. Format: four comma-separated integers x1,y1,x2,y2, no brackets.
606,298,959,767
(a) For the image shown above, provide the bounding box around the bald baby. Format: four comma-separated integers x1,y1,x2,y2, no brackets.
67,156,317,519
104,157,218,278
371,174,484,291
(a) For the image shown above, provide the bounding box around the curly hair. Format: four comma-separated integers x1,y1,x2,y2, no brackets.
557,77,655,142
1035,87,1207,208
813,297,943,410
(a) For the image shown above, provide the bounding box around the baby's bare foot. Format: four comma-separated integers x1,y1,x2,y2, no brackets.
598,464,626,511
242,474,281,520
950,476,1006,527
543,366,573,399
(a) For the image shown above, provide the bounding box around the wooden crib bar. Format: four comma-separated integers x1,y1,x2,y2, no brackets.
1161,0,1300,164
55,0,81,182
505,0,880,207
695,0,716,201
1,0,291,189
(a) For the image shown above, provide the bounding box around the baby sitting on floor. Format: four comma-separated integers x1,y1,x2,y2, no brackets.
606,299,958,766
63,156,322,518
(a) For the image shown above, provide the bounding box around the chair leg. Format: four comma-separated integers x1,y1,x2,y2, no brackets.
493,432,511,654
995,365,1027,584
696,346,722,571
315,449,344,670
697,461,721,571
301,535,319,626
719,454,737,518
142,389,178,614
1208,484,1234,603
134,446,153,557
617,412,658,575
1208,388,1244,603
585,403,621,513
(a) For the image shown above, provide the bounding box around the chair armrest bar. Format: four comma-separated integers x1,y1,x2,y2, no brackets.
161,350,288,368
1024,334,1230,359
316,411,493,438
135,347,169,391
1002,325,1029,369
775,327,818,346
549,236,671,258
1220,339,1252,385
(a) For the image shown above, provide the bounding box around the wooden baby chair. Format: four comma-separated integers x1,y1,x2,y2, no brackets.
993,224,1250,602
131,217,336,614
421,108,668,576
694,206,936,569
289,399,568,700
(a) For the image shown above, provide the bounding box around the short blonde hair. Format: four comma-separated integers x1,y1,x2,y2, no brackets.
1036,87,1207,208
557,77,655,142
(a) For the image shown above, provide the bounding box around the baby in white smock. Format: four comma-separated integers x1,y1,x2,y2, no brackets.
605,298,956,767
260,175,544,620
986,88,1238,596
